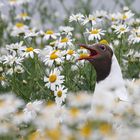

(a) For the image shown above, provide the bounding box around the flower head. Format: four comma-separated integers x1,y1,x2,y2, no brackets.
44,68,64,91
69,13,84,22
86,28,105,40
113,24,129,37
54,85,68,106
22,46,40,58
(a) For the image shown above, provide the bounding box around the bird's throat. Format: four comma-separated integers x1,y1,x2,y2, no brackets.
90,58,112,83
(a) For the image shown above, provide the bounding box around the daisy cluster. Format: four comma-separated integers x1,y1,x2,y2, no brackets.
0,80,140,139
0,1,140,139
69,7,140,44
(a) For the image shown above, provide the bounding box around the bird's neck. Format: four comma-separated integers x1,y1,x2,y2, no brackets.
95,55,124,89
91,57,112,83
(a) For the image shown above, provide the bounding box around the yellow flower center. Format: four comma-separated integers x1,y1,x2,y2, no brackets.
46,126,61,140
47,101,55,106
120,27,125,31
89,17,96,21
67,50,74,55
61,37,69,43
0,76,5,81
99,123,112,135
50,52,58,60
111,17,115,21
28,131,42,140
57,90,62,97
81,124,92,137
49,74,57,83
0,100,4,107
79,53,89,59
70,107,79,117
15,22,24,28
20,13,28,18
26,47,34,52
122,15,127,20
90,29,99,34
46,30,54,35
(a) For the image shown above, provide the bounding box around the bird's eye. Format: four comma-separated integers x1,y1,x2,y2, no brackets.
99,45,106,51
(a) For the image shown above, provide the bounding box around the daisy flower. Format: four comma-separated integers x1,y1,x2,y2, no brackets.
11,22,29,36
69,13,84,22
94,10,107,19
6,41,25,55
113,24,129,37
128,27,140,44
41,46,64,67
59,26,74,36
22,46,40,58
82,14,97,25
0,93,24,118
24,28,39,38
6,65,24,75
54,85,68,106
23,100,43,122
86,28,105,40
16,12,30,21
65,49,78,61
3,54,23,66
43,29,59,40
57,36,74,49
119,10,134,21
109,13,120,23
44,68,64,91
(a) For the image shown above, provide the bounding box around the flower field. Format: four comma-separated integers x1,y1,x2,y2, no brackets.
0,0,140,140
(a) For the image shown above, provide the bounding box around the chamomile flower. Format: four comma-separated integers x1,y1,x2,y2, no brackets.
59,26,74,36
57,36,74,49
113,24,129,37
16,12,30,21
41,46,64,67
109,13,120,23
23,100,43,122
44,68,64,91
69,13,84,22
65,49,78,61
22,46,40,58
24,28,39,38
54,85,68,106
12,111,27,125
82,14,97,25
11,22,29,36
6,41,25,55
6,65,24,75
43,29,59,40
0,93,24,118
94,10,107,19
86,28,105,40
119,10,134,21
128,28,140,44
3,54,23,66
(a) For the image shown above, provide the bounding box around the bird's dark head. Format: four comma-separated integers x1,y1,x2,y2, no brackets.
78,43,113,61
78,43,113,82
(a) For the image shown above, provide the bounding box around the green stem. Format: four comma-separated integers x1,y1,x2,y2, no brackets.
77,21,88,44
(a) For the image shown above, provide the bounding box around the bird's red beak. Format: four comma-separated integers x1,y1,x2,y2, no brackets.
77,44,98,60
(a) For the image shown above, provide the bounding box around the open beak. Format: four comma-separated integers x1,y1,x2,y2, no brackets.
77,44,98,60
